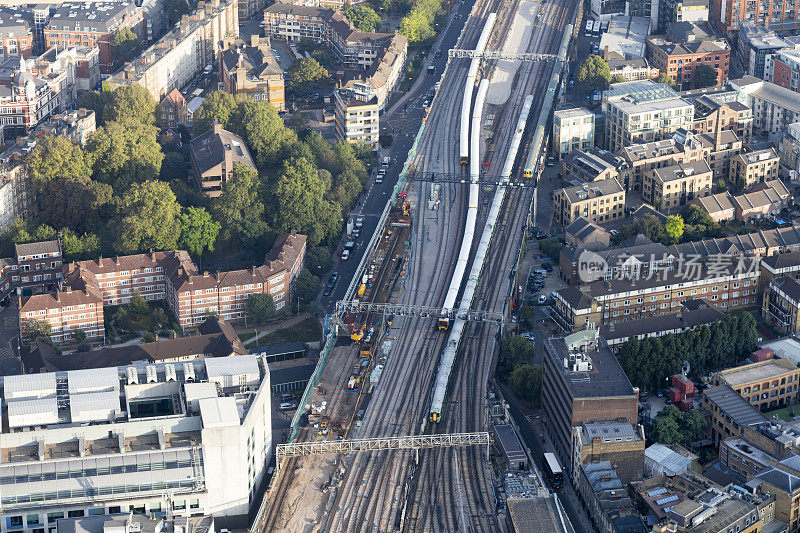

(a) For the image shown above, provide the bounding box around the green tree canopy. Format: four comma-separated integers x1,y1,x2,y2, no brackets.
164,0,191,24
509,364,542,406
25,135,91,195
88,119,164,191
652,406,707,446
656,72,677,89
40,177,113,235
60,229,102,262
233,100,297,169
287,58,329,92
246,293,276,323
345,5,381,31
498,335,535,375
113,180,182,253
111,27,140,65
398,0,441,43
192,91,239,135
295,268,321,304
26,319,52,344
105,85,157,125
693,64,718,89
271,156,336,245
213,163,266,246
611,74,627,84
576,55,611,93
179,206,221,258
665,214,685,243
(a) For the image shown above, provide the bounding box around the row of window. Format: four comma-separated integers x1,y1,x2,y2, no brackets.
2,479,198,505
0,458,197,485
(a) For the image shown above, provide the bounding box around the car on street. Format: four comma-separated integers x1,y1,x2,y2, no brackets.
355,216,365,228
546,156,555,166
279,402,297,411
341,249,350,261
537,295,548,305
521,331,535,342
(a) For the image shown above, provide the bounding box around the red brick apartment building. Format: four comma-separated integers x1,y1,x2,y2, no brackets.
44,2,144,74
0,240,63,299
18,233,306,345
647,36,730,90
710,0,800,32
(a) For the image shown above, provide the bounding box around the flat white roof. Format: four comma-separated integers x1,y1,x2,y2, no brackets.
645,443,690,475
198,396,240,428
67,367,120,394
4,372,57,400
7,397,59,428
204,355,260,380
70,391,121,423
183,382,218,404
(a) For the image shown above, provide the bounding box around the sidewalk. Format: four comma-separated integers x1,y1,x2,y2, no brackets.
238,314,310,346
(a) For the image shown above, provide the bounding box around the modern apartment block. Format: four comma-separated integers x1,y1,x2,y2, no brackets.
18,233,306,345
0,354,273,532
709,0,800,32
552,107,595,160
763,275,800,334
713,358,800,411
642,159,713,209
219,35,284,111
602,80,694,152
738,23,790,78
552,178,626,226
542,329,640,470
334,89,379,147
729,148,780,188
108,0,238,101
44,2,144,74
732,76,800,132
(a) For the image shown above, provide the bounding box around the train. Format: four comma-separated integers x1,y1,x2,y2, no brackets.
459,13,497,167
430,95,535,423
522,24,573,180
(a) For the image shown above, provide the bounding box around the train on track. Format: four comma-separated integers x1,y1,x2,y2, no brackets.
431,24,574,423
458,13,497,168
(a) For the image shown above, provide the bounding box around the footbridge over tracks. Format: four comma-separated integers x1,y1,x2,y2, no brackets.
276,432,491,459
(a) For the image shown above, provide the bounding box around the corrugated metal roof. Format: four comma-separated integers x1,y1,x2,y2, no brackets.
703,385,768,426
7,397,58,427
67,367,120,394
4,372,57,400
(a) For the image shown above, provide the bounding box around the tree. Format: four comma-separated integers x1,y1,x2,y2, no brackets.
498,335,535,375
296,268,321,304
40,177,114,234
611,74,628,84
80,89,114,126
575,55,611,93
271,156,333,245
651,406,684,445
160,152,188,181
655,72,677,89
233,100,298,169
246,293,276,323
192,91,239,134
60,229,102,262
25,135,91,195
179,206,221,258
305,246,332,274
26,319,52,344
509,364,542,406
665,214,685,243
287,58,329,92
285,112,310,133
105,85,157,125
693,64,718,89
213,163,266,245
345,5,382,31
399,8,435,43
126,290,150,316
88,119,164,191
539,237,564,261
113,180,182,253
111,27,140,65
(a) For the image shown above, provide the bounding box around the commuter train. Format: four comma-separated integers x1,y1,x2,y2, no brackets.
459,13,497,167
430,94,535,423
522,25,573,180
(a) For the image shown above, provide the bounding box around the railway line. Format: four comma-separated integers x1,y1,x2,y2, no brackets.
258,0,575,527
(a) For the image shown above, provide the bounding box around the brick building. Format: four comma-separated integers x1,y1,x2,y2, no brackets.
219,36,284,111
570,419,646,485
541,329,640,472
17,233,306,346
44,2,144,74
647,36,730,90
159,88,187,130
642,159,713,209
189,124,256,197
552,178,626,226
713,358,800,411
709,0,800,32
729,148,780,188
0,7,34,60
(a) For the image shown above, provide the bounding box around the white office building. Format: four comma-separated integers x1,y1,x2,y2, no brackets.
553,107,595,159
0,355,272,533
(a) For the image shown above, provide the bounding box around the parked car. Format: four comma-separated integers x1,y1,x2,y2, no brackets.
279,402,297,411
537,295,548,305
280,393,295,402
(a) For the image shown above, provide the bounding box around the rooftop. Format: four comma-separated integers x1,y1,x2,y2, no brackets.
770,276,800,302
703,384,769,426
554,107,593,120
599,15,650,60
652,159,711,182
599,300,724,343
559,178,624,203
506,497,571,532
47,2,139,33
543,334,637,399
716,358,798,387
645,443,692,476
581,419,641,443
604,79,680,103
732,76,800,115
190,124,255,175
